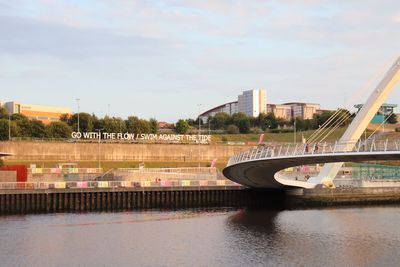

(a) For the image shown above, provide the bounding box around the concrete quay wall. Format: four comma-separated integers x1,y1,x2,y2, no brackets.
0,141,248,162
0,187,285,215
288,187,400,206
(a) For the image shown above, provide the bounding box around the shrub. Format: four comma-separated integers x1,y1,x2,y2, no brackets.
226,124,239,134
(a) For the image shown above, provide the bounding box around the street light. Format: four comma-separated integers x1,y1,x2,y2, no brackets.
95,128,104,170
293,117,296,144
76,98,80,133
8,112,11,141
197,103,202,168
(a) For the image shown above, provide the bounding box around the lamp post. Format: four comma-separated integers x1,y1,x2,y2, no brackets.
96,128,103,170
76,98,80,133
197,104,202,168
294,117,296,144
8,112,11,141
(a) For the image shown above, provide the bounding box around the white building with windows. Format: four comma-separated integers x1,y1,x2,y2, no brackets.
238,89,267,117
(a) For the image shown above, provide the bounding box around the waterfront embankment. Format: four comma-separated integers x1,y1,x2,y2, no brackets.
2,186,400,215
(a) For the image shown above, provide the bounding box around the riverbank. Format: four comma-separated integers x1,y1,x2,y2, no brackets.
1,186,400,215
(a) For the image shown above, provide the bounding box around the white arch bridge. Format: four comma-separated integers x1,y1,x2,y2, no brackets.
223,140,400,189
223,56,400,189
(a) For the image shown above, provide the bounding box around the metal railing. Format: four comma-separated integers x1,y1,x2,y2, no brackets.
0,179,241,190
228,139,400,166
111,167,224,181
29,168,102,175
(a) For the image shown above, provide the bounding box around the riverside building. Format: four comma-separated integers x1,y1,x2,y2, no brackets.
3,101,72,124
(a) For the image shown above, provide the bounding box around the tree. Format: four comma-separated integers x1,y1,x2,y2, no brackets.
59,113,70,124
210,112,230,130
69,112,93,132
46,121,72,138
387,113,398,124
149,118,159,134
92,114,105,131
226,124,239,134
257,112,278,130
10,113,28,121
125,116,141,133
0,119,19,140
30,120,47,138
175,119,189,134
0,107,8,119
14,118,32,137
125,116,150,133
103,116,127,133
231,113,250,134
312,111,335,129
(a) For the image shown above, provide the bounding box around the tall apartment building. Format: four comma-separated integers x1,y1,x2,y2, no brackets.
238,89,267,117
4,101,72,125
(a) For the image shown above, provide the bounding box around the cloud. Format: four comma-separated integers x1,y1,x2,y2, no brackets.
0,15,175,59
1,0,400,121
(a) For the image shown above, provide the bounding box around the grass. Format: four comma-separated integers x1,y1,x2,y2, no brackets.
212,128,349,143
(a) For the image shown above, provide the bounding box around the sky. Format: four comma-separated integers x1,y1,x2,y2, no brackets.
1,0,400,122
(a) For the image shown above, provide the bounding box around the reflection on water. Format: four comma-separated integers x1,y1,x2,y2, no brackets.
0,207,399,266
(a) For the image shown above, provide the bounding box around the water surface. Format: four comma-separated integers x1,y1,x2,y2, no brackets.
0,207,399,266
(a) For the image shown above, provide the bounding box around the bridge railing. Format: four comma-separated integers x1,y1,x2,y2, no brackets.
228,139,400,166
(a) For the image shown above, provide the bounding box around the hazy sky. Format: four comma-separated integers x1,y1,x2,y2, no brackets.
1,0,400,121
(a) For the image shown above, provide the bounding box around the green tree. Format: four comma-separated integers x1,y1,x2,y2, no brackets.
125,116,141,133
257,112,278,130
30,120,47,138
103,116,127,133
59,113,70,124
231,113,250,134
149,118,159,134
0,107,8,119
175,119,189,134
14,118,32,137
69,112,93,132
226,124,239,134
311,111,335,129
92,114,104,131
210,112,230,130
10,113,28,121
0,119,19,140
387,113,398,124
46,121,72,138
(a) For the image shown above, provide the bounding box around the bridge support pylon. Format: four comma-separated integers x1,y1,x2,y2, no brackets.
310,56,400,187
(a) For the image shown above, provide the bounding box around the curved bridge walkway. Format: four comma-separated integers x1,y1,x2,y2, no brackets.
223,139,400,189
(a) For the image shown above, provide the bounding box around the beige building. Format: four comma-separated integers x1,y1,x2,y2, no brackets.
267,104,292,120
283,102,321,120
4,101,72,124
267,102,322,120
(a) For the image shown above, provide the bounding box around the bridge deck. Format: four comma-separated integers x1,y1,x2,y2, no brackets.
223,141,400,189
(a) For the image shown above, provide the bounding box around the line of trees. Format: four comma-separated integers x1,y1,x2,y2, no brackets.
0,105,397,139
0,107,160,140
198,110,355,134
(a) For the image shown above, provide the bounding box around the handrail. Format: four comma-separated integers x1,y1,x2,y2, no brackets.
227,139,400,166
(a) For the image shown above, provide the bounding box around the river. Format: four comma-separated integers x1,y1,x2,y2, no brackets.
0,206,399,267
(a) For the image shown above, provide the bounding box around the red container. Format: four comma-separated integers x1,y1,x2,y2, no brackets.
0,165,28,182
